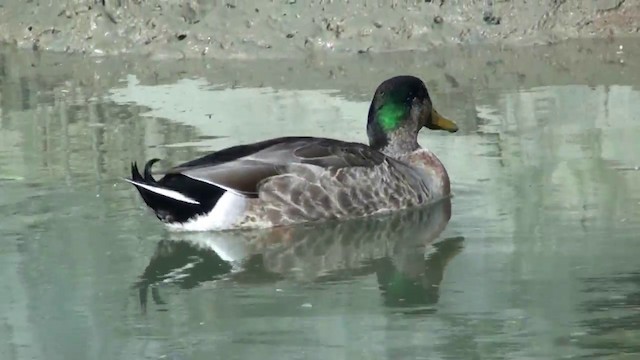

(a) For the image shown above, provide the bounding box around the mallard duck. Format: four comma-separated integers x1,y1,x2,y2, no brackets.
126,75,458,232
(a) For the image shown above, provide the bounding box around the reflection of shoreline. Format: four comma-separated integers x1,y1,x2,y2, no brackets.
134,198,464,312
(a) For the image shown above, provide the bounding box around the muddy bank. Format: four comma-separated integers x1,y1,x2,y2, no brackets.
0,0,638,59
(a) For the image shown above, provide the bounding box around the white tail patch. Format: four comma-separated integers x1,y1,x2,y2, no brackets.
124,178,200,205
166,191,248,232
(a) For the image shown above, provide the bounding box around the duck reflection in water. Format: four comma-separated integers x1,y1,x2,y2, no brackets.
134,197,463,312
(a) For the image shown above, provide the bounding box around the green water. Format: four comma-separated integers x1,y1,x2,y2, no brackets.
1,41,640,360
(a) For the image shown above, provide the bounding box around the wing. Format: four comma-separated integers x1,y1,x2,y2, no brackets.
163,137,388,196
292,139,386,168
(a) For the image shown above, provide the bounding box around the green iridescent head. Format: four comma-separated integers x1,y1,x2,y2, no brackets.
367,75,458,151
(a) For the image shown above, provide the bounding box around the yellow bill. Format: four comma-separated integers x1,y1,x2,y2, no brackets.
430,109,459,133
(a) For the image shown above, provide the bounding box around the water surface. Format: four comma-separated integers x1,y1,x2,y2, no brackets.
1,41,640,360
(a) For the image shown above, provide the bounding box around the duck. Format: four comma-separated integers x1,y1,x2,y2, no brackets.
126,75,459,232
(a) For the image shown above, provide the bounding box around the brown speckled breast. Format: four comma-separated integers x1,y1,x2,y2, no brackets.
399,149,451,198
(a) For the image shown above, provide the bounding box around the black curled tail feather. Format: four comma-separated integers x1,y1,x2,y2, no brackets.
144,158,161,183
130,159,161,184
